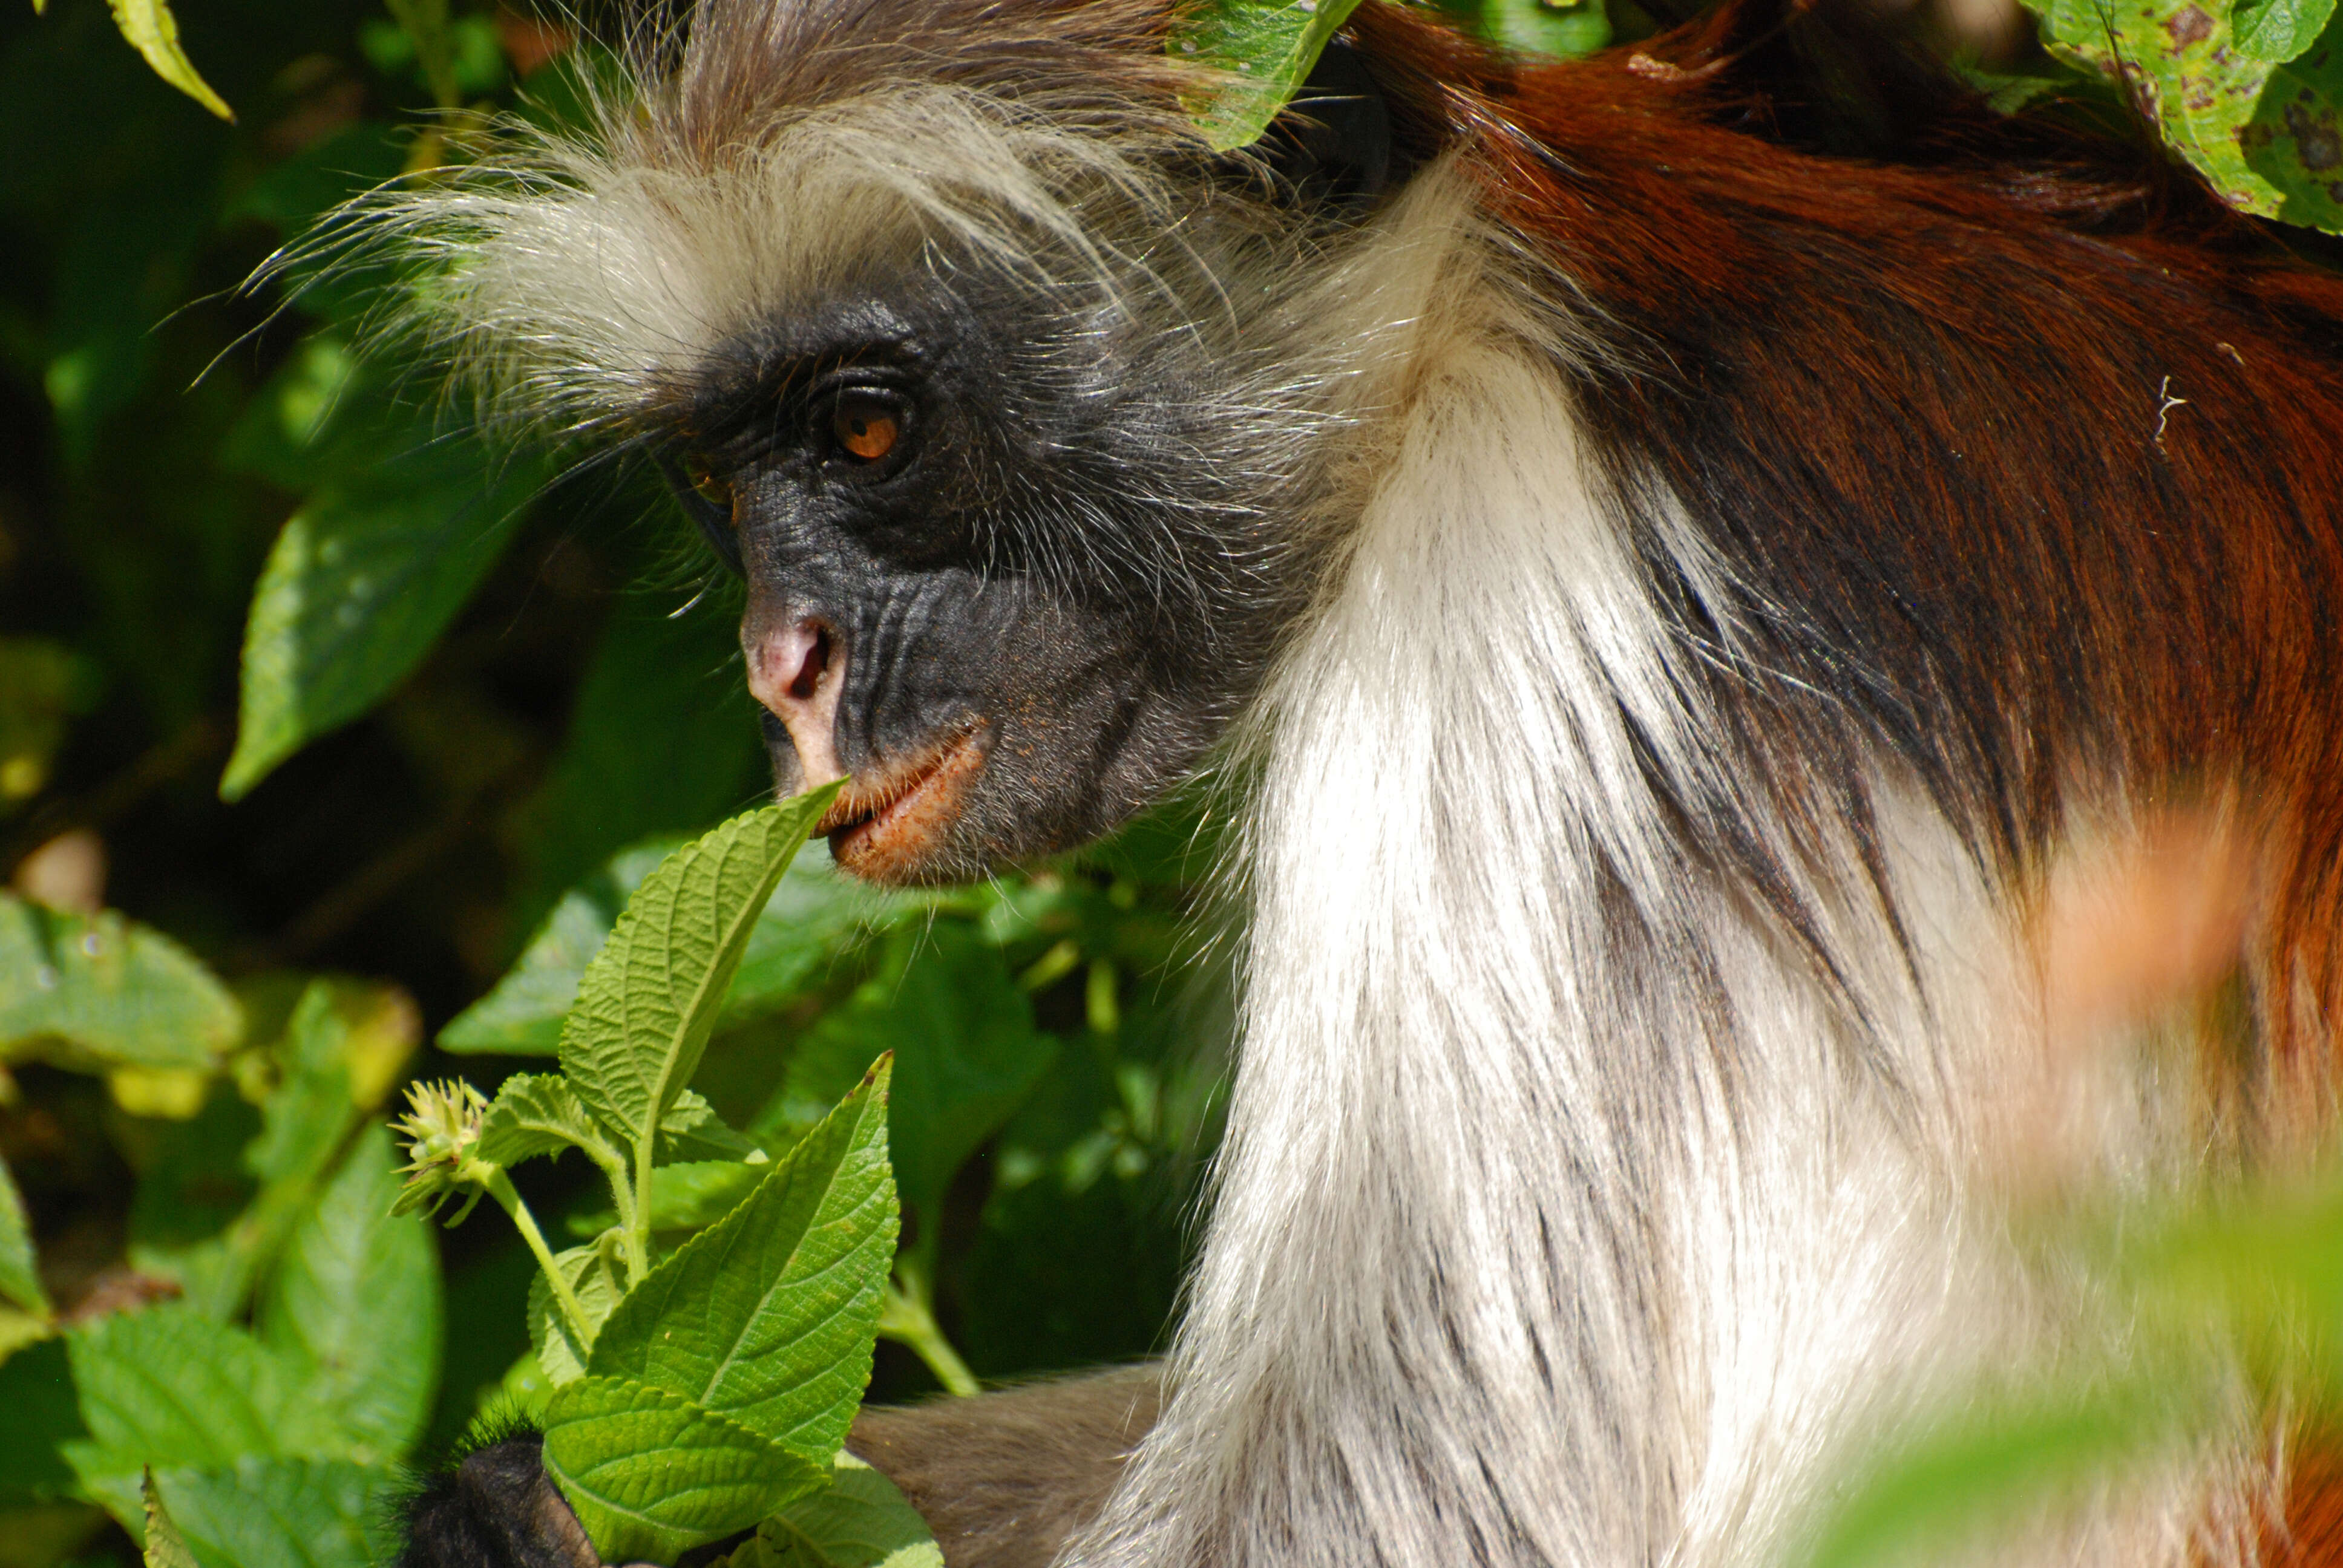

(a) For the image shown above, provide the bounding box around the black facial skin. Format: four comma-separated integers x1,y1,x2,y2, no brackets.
665,266,1296,886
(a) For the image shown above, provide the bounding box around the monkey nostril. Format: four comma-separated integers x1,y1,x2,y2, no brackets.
788,626,831,703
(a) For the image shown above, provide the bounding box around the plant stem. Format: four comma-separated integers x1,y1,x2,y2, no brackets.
879,1265,979,1398
583,1139,648,1285
488,1169,593,1346
632,1132,657,1297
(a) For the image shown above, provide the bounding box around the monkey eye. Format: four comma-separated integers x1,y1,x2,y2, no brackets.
828,391,903,465
681,452,733,510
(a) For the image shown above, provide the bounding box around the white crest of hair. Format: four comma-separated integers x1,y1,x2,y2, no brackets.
317,71,1197,437
1064,156,2263,1568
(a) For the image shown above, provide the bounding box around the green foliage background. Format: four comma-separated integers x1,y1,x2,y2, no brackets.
2,0,2341,1563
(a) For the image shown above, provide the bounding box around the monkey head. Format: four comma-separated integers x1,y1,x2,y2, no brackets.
377,0,1401,884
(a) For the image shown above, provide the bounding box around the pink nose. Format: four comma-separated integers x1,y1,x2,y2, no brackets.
746,617,846,788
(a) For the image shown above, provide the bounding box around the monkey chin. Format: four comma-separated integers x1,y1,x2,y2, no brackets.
818,724,991,885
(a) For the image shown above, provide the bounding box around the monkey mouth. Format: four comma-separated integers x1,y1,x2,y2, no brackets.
818,724,989,879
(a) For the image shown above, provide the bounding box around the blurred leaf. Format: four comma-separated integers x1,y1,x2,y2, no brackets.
0,1338,84,1507
559,792,837,1167
125,1088,260,1304
447,839,894,1056
589,1063,894,1460
102,0,232,120
540,1376,825,1564
1450,0,1611,57
1803,1382,2174,1568
221,434,546,800
245,982,358,1188
512,592,771,935
740,1454,942,1568
106,1068,208,1119
2236,0,2339,58
60,1304,311,1524
260,1125,442,1466
217,338,369,493
781,925,1055,1239
441,843,674,1056
149,1460,386,1568
0,1157,47,1319
1171,0,1369,151
141,1469,195,1568
2027,0,2287,218
479,1072,620,1170
0,895,239,1073
0,638,94,811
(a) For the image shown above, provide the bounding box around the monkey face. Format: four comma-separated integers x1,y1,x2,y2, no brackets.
664,266,1299,885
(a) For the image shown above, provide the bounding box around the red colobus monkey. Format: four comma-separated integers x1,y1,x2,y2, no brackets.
381,2,2343,1565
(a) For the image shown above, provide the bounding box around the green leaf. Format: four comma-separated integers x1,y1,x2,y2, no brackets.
142,1469,197,1568
0,637,94,812
530,1240,628,1385
245,982,359,1189
260,1125,442,1466
2242,34,2343,231
1172,0,1370,151
540,1376,827,1564
61,1304,306,1524
660,1089,762,1163
1803,1383,2173,1568
0,894,240,1073
559,792,839,1168
2027,0,2286,217
148,1460,387,1568
0,1338,88,1506
220,434,545,800
445,838,895,1056
441,844,677,1055
743,1454,943,1568
479,1073,622,1170
0,1156,48,1318
2236,0,2339,59
103,0,233,120
1457,0,1611,57
589,1063,896,1459
786,924,1055,1239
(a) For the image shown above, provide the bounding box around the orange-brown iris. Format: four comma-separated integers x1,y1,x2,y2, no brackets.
683,453,732,511
833,396,899,462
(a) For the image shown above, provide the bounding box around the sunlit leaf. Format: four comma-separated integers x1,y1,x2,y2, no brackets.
1172,0,1369,151
738,1454,942,1568
221,435,546,800
2236,0,2339,59
2242,33,2343,230
540,1376,825,1564
103,0,232,121
142,1468,197,1568
558,792,838,1166
2027,0,2286,217
589,1063,895,1459
479,1073,621,1170
0,894,239,1074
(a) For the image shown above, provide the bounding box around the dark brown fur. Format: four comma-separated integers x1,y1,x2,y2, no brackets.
848,1367,1162,1568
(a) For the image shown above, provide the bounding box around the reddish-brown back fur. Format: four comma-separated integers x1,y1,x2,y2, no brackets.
1342,1,2343,1116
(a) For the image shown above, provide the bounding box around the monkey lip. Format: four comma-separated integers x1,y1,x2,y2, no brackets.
818,725,988,878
